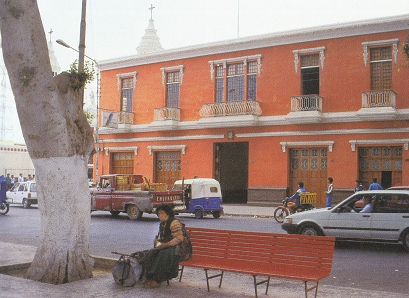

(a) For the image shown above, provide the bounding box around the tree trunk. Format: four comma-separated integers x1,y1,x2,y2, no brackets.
0,1,95,283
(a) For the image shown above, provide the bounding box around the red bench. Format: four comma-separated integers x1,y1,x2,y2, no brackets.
179,227,335,298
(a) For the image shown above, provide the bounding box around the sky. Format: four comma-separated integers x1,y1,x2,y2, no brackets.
2,0,409,143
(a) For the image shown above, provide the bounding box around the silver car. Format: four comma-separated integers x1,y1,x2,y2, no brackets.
282,190,409,250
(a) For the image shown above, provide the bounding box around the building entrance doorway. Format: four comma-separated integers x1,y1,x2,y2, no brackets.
358,146,402,189
289,148,328,206
154,151,181,188
214,142,249,203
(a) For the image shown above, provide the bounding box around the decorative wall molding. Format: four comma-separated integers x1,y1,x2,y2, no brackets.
349,139,409,151
279,141,334,152
116,71,137,91
103,146,138,156
292,46,325,72
209,54,262,79
147,145,187,155
362,38,399,66
160,65,184,86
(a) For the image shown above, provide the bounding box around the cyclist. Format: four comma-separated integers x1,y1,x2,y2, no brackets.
287,181,306,213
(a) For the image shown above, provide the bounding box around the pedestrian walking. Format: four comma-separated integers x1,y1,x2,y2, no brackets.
368,178,383,190
354,180,364,192
325,177,334,207
18,173,24,182
5,174,11,190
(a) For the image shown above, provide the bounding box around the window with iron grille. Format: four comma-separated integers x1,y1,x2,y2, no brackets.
166,72,180,108
215,65,224,103
210,55,261,103
121,77,133,112
227,64,245,101
370,46,392,90
301,54,319,95
247,61,257,100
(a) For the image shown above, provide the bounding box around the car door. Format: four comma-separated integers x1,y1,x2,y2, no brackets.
6,183,20,203
14,183,26,204
370,193,409,241
323,193,372,239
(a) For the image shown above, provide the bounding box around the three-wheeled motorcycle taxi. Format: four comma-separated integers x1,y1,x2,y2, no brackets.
173,178,223,219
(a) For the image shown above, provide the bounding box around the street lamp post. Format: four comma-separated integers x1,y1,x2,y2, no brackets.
78,0,87,73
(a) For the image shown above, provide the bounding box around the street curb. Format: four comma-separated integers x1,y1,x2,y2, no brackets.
225,213,274,218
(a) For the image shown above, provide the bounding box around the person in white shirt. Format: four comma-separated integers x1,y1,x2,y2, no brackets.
18,173,24,182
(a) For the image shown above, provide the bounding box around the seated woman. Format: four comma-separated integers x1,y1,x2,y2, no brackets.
143,204,185,288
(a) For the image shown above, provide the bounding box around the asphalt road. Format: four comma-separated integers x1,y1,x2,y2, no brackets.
2,206,409,295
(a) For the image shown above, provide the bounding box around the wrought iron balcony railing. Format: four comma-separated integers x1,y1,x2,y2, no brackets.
362,90,396,108
199,100,262,117
290,95,323,112
154,107,181,121
102,111,134,128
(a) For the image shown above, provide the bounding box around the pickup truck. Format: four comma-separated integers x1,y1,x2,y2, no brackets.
90,174,185,220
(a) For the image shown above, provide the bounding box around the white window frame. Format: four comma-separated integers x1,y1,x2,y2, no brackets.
160,65,184,86
292,47,325,73
116,71,137,91
362,38,399,66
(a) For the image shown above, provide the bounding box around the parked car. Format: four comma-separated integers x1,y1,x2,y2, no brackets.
282,190,409,250
6,181,37,208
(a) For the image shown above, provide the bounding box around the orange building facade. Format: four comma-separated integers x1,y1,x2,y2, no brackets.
96,15,409,206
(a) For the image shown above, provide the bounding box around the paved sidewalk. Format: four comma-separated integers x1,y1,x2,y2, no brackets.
0,205,406,298
223,204,276,218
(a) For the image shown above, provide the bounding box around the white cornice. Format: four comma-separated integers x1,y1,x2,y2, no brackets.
99,134,225,143
349,139,409,151
147,145,187,155
98,15,409,71
236,127,409,138
97,108,409,135
98,128,409,144
280,141,335,152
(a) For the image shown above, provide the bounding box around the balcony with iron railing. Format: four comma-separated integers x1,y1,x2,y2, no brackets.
199,100,262,117
286,95,323,123
290,95,323,112
361,90,396,108
102,111,134,128
153,107,181,121
357,90,398,120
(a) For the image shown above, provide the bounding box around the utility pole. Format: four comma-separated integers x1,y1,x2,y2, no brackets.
78,0,87,72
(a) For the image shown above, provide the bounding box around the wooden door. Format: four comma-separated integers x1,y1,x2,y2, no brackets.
154,151,181,188
289,148,327,206
111,152,134,174
358,146,402,189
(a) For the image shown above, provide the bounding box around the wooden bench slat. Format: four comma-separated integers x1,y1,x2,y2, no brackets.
179,227,335,298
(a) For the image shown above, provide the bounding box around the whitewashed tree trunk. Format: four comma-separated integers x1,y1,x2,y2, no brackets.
0,1,95,283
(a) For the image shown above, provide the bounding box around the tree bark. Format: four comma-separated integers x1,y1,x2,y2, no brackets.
0,1,95,283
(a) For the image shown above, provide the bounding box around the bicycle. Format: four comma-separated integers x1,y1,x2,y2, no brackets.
274,197,314,223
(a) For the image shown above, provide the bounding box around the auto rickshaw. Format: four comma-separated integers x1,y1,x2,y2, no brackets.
173,178,223,219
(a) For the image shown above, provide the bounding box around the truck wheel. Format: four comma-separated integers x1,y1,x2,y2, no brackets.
194,209,203,219
23,199,30,209
110,211,120,217
127,205,143,220
212,211,221,218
